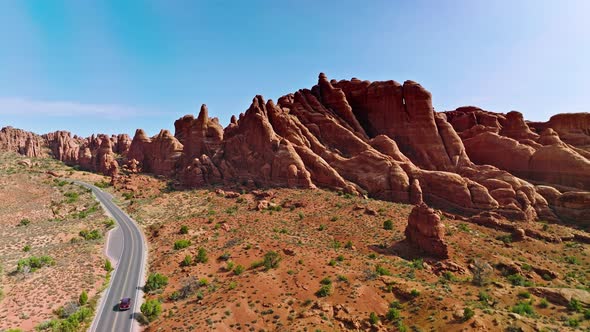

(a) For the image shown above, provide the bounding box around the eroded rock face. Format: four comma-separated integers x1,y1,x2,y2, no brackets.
127,129,183,176
530,113,590,148
0,127,45,157
43,131,119,176
446,107,590,191
405,203,449,259
2,73,588,224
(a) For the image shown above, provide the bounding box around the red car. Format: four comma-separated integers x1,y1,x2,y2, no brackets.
119,297,131,311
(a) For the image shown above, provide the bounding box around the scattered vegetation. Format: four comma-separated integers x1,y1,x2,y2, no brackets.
383,219,393,230
145,273,169,293
79,229,102,240
16,255,55,273
179,225,189,234
511,301,535,316
173,239,191,250
140,299,162,322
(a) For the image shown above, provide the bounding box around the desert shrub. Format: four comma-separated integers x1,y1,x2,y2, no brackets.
233,265,245,275
218,252,231,261
79,290,88,305
566,317,580,327
225,261,235,271
565,256,580,264
383,219,393,230
228,281,237,290
179,225,189,234
462,307,475,321
122,192,134,200
410,258,424,270
145,273,168,293
568,298,583,312
375,265,391,276
22,245,31,252
506,274,532,286
140,299,162,322
410,289,421,298
369,312,379,325
518,291,531,299
56,180,68,187
19,218,31,226
250,260,264,269
173,239,191,250
538,298,549,308
177,277,201,299
337,274,349,282
458,223,470,232
56,301,80,318
262,251,281,270
345,241,353,249
471,259,493,286
194,247,208,264
17,255,55,272
104,259,113,272
93,180,110,188
64,191,79,203
315,284,332,297
79,229,102,240
386,308,401,321
478,291,491,303
511,301,534,316
103,219,115,229
168,291,180,301
180,255,192,267
496,234,512,244
320,277,332,285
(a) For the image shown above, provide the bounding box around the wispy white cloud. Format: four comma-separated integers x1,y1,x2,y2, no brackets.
0,97,152,118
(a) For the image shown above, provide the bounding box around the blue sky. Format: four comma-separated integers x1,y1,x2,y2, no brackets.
1,0,589,137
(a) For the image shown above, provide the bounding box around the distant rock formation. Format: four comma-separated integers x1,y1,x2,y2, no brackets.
405,203,449,259
0,126,45,157
1,73,589,224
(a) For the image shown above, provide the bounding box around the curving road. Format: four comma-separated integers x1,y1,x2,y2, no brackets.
72,180,147,332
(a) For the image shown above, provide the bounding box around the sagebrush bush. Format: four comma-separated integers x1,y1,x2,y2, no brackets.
145,273,168,293
140,299,162,322
173,239,191,250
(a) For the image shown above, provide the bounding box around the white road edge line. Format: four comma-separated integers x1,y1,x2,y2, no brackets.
71,181,126,332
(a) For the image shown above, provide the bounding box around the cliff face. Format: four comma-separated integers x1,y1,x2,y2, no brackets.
0,126,45,158
2,73,589,223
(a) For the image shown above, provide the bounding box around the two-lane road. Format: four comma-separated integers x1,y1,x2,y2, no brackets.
72,180,146,332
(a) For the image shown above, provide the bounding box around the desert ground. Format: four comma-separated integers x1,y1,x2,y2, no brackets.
0,152,112,331
101,173,589,332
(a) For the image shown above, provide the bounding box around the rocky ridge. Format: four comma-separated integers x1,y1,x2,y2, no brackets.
2,73,589,224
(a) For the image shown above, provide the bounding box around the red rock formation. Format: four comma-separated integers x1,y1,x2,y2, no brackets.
112,134,132,156
42,131,119,176
174,104,224,160
127,129,183,176
529,113,590,148
2,73,588,225
215,96,314,189
0,127,45,157
446,107,590,191
405,203,449,259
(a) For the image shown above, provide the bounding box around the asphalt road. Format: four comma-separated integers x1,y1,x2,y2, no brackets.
72,180,146,332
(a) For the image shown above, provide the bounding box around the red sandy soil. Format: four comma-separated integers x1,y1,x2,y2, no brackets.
0,152,111,331
109,173,590,332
